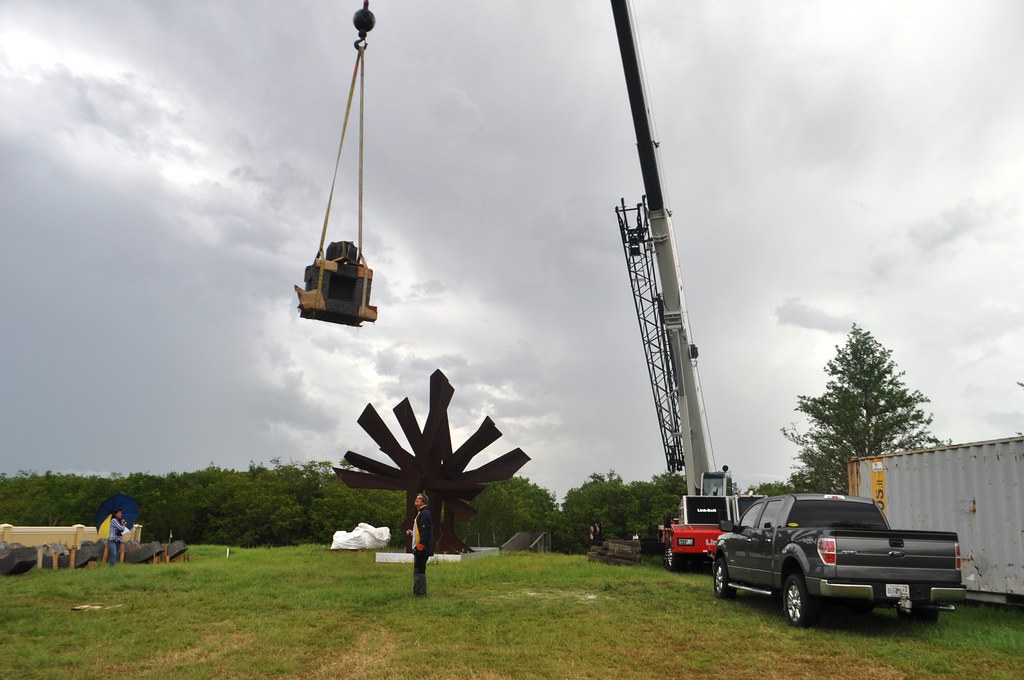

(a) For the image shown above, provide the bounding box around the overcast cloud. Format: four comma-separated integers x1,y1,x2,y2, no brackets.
2,1,1022,501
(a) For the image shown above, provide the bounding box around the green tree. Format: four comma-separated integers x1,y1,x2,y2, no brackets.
554,471,687,553
121,472,175,542
782,324,941,494
455,476,557,548
311,473,404,547
556,471,630,553
0,471,116,527
744,480,794,497
628,472,687,536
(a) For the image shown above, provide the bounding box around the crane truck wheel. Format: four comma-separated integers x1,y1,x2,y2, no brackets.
713,557,736,600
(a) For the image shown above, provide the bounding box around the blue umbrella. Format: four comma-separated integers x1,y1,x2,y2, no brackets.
94,493,140,531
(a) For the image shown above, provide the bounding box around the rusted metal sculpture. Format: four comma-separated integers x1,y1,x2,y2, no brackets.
334,369,530,554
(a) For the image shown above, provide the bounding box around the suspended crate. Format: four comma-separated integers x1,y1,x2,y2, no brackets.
294,2,379,329
295,241,377,326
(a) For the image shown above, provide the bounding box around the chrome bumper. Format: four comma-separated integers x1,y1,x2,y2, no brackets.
819,581,873,600
818,580,967,603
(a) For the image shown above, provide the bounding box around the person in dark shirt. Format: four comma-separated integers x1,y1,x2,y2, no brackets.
107,508,128,566
408,492,434,597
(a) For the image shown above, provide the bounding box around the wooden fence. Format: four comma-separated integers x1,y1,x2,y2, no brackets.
0,523,142,547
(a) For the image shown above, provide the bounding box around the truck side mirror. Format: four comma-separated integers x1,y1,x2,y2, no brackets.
719,519,734,533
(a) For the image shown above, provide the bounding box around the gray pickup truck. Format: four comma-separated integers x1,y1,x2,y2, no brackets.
714,494,966,627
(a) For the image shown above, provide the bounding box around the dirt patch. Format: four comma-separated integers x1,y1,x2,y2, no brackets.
493,590,606,603
303,626,399,679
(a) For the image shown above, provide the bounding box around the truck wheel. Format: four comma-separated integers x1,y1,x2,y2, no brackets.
663,540,679,572
713,557,736,600
783,573,821,628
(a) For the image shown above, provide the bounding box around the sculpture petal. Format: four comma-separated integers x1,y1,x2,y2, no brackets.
357,404,418,472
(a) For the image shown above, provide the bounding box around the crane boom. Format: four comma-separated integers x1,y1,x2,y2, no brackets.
611,0,711,496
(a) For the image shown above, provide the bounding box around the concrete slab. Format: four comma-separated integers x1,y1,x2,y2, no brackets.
375,547,500,564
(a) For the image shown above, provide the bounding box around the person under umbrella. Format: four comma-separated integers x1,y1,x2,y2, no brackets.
95,493,140,540
107,508,128,566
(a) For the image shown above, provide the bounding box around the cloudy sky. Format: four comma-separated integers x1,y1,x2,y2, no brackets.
2,1,1022,502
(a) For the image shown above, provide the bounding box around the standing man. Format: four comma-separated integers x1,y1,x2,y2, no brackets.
107,508,127,566
408,492,434,597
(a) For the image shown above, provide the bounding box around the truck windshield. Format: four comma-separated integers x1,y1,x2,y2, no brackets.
785,501,888,529
702,475,726,496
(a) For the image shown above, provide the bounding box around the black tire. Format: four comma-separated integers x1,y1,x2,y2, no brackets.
713,557,736,600
783,573,821,628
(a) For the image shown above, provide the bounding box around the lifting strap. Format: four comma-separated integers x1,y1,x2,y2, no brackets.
313,39,370,310
357,44,369,313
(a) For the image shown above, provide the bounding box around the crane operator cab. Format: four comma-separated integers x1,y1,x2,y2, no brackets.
700,466,731,497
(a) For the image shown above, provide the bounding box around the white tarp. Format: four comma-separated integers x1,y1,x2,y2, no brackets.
331,523,391,550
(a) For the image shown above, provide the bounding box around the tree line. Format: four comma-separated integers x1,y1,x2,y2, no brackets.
0,462,690,553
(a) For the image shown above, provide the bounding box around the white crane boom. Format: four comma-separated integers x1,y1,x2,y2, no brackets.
611,0,712,495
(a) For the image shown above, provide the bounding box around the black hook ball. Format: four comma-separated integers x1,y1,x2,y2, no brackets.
353,8,375,35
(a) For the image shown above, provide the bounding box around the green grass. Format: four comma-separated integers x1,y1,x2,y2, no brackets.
2,547,1022,679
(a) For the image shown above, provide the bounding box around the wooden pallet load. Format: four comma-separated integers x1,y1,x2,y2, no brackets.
587,539,642,566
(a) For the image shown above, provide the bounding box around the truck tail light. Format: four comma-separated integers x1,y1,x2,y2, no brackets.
955,542,961,570
817,537,837,565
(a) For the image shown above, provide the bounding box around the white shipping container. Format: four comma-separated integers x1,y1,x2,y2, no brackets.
849,436,1024,605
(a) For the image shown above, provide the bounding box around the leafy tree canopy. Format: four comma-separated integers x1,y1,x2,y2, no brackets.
782,324,941,494
554,471,686,553
744,480,795,497
456,476,557,548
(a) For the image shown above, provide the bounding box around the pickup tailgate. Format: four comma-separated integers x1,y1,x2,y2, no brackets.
831,529,960,588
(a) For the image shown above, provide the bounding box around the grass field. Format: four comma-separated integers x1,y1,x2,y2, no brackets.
2,546,1022,679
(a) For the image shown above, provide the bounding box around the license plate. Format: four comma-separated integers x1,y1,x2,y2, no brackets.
886,583,910,598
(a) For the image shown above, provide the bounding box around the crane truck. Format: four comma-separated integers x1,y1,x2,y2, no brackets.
610,0,758,569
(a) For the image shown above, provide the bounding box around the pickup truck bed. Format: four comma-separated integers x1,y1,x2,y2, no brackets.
714,494,966,627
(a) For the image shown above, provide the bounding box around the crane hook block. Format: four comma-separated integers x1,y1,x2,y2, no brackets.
353,3,375,39
294,241,378,327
